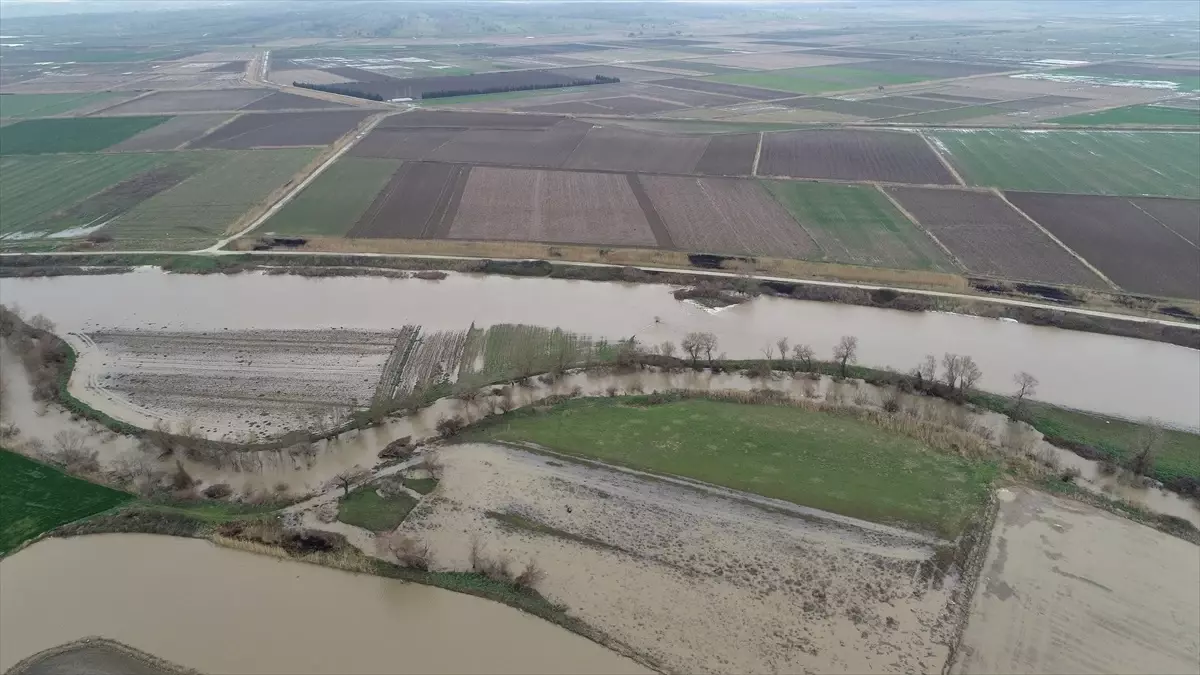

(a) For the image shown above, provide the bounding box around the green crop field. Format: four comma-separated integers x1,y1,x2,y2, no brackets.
468,398,996,537
0,116,172,155
0,92,123,119
1051,104,1200,127
0,449,132,556
928,129,1200,198
105,148,319,249
1057,67,1200,92
763,181,955,271
263,156,401,235
0,153,173,237
707,65,928,94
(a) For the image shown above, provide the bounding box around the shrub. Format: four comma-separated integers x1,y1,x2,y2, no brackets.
514,560,546,590
203,483,233,499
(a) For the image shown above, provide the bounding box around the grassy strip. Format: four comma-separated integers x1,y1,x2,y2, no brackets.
1037,477,1199,544
0,448,134,556
337,484,418,532
462,396,998,538
486,510,628,555
403,477,439,495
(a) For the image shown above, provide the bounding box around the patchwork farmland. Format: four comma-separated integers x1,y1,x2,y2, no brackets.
759,129,957,184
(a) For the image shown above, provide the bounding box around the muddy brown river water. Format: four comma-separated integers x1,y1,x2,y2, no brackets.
2,268,1197,428
0,535,650,675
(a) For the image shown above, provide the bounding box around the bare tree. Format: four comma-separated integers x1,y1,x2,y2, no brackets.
1012,372,1039,414
1130,422,1164,477
28,314,56,334
761,343,774,362
792,344,814,372
916,354,936,387
681,332,704,366
941,354,963,390
832,336,858,378
776,338,790,369
332,467,369,498
384,533,431,570
959,356,983,396
699,332,718,366
659,340,676,359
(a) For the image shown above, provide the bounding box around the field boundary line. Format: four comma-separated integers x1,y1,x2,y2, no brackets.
626,173,675,248
1129,200,1199,250
206,111,391,250
751,131,763,176
875,183,968,273
178,113,243,150
82,89,159,117
919,131,966,186
993,188,1121,291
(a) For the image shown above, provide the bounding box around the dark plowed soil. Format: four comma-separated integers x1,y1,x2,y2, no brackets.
626,173,674,248
989,95,1089,111
518,100,619,114
774,97,911,118
915,92,997,104
580,96,689,115
432,122,591,168
565,126,711,173
204,61,247,73
759,129,956,184
636,84,749,107
240,92,349,110
652,78,787,100
693,132,758,176
379,110,566,130
868,96,959,112
190,110,371,148
334,69,595,100
96,89,270,114
1007,191,1200,299
888,187,1107,288
1129,196,1200,246
349,128,459,159
349,161,469,239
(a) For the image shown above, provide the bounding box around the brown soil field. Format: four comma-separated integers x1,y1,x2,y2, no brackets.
433,123,592,168
106,113,233,151
952,488,1200,675
548,65,676,82
641,175,818,257
693,52,867,70
270,68,354,86
565,126,711,173
692,133,758,176
1130,197,1200,246
988,95,1089,111
204,61,247,74
652,77,788,100
93,89,271,115
240,92,349,111
759,129,956,184
635,83,751,106
917,92,997,103
449,167,658,247
348,128,459,160
775,97,911,118
349,162,469,239
887,187,1108,288
1006,192,1200,299
868,96,960,112
576,96,689,114
379,110,565,130
636,60,752,75
335,70,589,100
852,59,1009,78
518,100,619,114
190,110,372,149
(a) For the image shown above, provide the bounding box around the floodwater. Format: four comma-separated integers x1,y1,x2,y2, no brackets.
2,268,1197,428
0,535,650,675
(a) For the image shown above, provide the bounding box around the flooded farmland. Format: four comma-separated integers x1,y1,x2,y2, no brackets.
0,535,650,675
2,268,1197,429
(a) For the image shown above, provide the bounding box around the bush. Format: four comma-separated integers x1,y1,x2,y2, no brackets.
203,483,233,499
514,560,546,590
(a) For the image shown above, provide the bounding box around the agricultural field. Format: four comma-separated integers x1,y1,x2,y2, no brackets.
100,148,318,249
337,482,417,532
764,181,955,271
927,129,1200,199
0,153,173,238
427,122,593,168
467,397,997,537
1053,63,1200,92
105,113,234,152
189,110,372,149
650,77,788,100
522,95,687,115
758,129,957,184
1129,196,1200,246
349,162,469,239
449,168,659,246
94,89,272,115
261,156,402,236
0,449,132,556
0,92,123,118
887,186,1107,288
706,64,934,94
639,175,816,257
1006,192,1200,299
1051,104,1200,126
329,69,604,101
457,324,605,387
564,126,712,174
0,116,170,155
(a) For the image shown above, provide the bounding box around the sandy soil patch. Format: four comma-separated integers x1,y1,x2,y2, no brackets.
953,487,1200,674
402,442,961,674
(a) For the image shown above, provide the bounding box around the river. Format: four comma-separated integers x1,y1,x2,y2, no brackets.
2,269,1197,428
0,534,650,675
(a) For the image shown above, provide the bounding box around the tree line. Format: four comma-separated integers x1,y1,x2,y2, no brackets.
293,82,384,101
421,74,620,100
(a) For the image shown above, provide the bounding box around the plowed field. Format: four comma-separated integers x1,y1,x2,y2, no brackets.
759,129,956,184
887,187,1106,288
1006,192,1200,299
190,110,371,149
565,126,711,173
640,175,817,257
348,162,469,239
449,167,658,247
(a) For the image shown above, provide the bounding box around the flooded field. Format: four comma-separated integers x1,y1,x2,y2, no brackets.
2,269,1197,429
953,488,1200,675
0,535,650,675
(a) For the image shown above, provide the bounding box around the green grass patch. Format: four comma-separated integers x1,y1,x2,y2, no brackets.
0,92,122,119
0,448,133,556
262,156,401,236
1051,104,1200,127
105,148,319,250
402,477,439,495
466,398,996,537
708,65,928,94
0,116,171,155
1056,68,1200,92
337,485,418,532
762,181,955,271
0,153,172,236
929,129,1200,198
